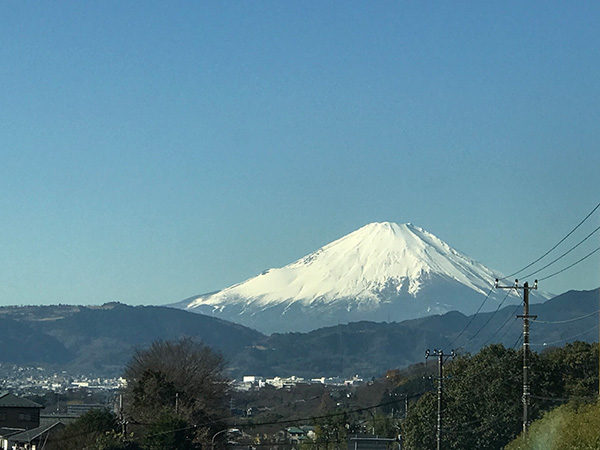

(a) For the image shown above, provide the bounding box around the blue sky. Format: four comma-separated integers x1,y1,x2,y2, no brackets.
0,2,598,306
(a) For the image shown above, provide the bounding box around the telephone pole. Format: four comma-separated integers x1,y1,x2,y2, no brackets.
495,279,537,437
119,394,126,436
426,349,455,450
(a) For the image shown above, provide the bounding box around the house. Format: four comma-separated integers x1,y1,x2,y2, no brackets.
0,429,23,450
285,427,307,444
5,421,65,450
0,393,43,430
0,393,46,450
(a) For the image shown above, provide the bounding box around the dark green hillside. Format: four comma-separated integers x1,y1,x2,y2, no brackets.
232,312,470,378
0,288,597,378
0,317,72,364
35,302,263,353
233,289,599,378
0,303,264,376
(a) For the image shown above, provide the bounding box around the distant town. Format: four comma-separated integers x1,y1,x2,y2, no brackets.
0,363,365,397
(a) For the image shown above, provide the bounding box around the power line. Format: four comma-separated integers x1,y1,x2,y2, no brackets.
229,439,350,448
534,309,600,324
234,397,424,429
468,288,515,341
531,394,598,403
530,324,599,347
521,224,600,280
478,303,522,348
501,202,600,281
484,292,524,346
511,334,523,350
442,286,495,352
70,395,427,446
442,409,515,436
451,288,516,352
537,245,600,281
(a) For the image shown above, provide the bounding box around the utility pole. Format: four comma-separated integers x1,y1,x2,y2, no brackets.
119,394,126,436
426,349,455,450
495,279,537,437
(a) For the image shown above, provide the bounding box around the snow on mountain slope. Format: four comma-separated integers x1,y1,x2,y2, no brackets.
180,222,550,334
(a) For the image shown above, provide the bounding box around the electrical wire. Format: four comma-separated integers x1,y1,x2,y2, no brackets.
537,245,600,281
55,395,424,445
496,318,521,346
442,409,516,436
442,286,495,352
230,440,351,448
530,324,599,347
107,204,600,447
478,303,522,348
533,309,600,324
451,288,516,352
531,394,598,403
233,397,424,429
521,224,600,280
431,350,524,417
500,202,600,281
511,333,523,350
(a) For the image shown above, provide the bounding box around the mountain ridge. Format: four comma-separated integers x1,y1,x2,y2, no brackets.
0,288,595,379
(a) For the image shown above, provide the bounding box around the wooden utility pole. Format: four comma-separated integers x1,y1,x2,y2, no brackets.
495,279,537,437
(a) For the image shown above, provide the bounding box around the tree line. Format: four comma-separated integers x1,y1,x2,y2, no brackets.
401,341,599,450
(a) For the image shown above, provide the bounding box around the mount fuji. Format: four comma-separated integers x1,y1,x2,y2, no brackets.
174,222,551,334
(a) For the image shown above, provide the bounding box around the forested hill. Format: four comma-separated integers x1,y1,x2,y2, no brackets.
0,288,597,378
232,288,599,377
0,303,264,375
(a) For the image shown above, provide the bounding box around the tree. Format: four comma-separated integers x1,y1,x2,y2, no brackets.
123,338,230,447
313,412,349,450
505,400,600,450
142,411,198,450
48,408,124,450
401,392,436,450
401,342,600,450
544,341,599,398
94,431,143,450
402,345,537,450
367,410,399,437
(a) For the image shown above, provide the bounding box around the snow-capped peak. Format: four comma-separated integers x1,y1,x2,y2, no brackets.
180,222,551,333
181,222,552,333
188,222,498,309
